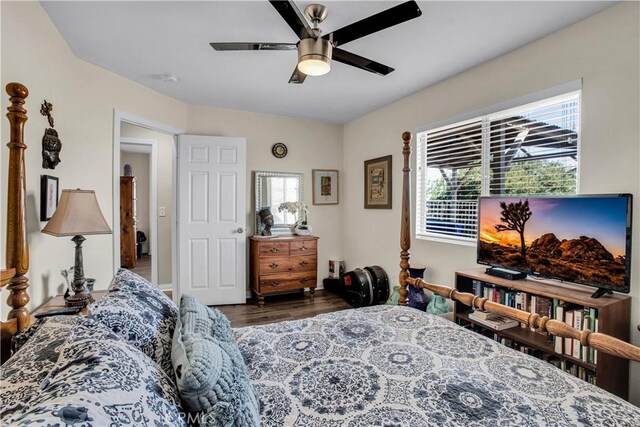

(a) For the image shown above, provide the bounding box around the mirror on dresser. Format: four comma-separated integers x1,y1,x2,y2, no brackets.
254,171,303,236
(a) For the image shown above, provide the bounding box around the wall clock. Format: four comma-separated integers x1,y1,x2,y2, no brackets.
272,143,288,158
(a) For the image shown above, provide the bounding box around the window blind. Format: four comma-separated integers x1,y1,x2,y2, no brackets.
270,177,300,224
416,91,580,243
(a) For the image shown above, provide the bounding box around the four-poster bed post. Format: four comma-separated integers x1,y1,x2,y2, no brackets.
398,131,412,306
1,82,31,363
397,130,640,363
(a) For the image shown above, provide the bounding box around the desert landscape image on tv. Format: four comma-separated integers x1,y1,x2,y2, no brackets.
478,197,629,288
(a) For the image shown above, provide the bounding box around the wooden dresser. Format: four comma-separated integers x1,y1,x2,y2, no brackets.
249,236,318,306
120,176,137,268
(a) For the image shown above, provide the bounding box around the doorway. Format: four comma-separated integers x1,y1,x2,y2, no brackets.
113,111,184,300
120,139,156,283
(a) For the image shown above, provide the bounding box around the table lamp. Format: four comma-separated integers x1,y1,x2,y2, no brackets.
42,189,111,307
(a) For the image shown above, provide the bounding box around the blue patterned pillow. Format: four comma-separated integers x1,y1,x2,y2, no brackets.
108,268,172,299
172,296,260,427
1,316,80,421
90,269,178,378
2,317,187,427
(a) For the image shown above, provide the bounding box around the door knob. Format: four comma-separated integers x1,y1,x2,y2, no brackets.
236,227,244,233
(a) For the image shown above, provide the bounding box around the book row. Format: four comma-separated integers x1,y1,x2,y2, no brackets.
471,280,599,364
473,325,597,384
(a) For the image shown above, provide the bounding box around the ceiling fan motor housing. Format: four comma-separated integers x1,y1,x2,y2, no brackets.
297,38,333,76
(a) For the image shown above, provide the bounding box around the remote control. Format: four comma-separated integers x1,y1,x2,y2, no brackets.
34,307,82,318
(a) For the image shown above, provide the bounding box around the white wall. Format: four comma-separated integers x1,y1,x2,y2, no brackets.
187,105,344,284
0,1,189,314
120,151,151,254
0,1,343,312
120,123,175,285
342,2,640,404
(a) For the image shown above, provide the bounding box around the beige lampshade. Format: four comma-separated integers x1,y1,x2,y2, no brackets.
42,189,112,236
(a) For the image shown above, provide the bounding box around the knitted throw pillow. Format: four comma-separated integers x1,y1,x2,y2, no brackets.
172,296,260,427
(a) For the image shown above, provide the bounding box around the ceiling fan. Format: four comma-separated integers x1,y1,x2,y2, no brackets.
210,1,422,84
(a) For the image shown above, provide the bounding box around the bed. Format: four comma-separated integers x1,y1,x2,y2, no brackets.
2,82,640,426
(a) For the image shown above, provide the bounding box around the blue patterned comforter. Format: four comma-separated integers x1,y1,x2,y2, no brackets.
234,305,640,426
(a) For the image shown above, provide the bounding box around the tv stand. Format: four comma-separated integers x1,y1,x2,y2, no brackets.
590,288,613,299
454,268,631,400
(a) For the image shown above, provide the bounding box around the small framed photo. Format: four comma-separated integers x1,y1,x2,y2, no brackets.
40,175,59,221
312,169,339,205
364,155,392,209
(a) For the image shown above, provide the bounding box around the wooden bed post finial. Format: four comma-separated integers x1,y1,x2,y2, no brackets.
5,82,30,332
399,131,412,305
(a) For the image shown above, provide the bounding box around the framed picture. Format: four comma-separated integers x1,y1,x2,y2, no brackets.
364,155,392,209
40,175,59,221
312,169,339,205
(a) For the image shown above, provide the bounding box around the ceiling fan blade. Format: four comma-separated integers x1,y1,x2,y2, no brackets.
210,42,297,51
332,48,394,76
323,1,422,47
268,0,314,40
288,67,307,84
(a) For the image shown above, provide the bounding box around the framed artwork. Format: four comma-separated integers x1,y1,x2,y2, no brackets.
364,155,392,209
312,169,339,205
40,175,59,221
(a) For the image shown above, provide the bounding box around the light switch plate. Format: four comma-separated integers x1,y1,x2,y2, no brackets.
159,206,166,217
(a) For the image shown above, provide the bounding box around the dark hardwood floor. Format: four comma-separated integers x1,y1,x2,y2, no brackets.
130,254,152,281
214,290,352,328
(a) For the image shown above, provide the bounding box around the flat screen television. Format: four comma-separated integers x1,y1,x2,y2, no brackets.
477,194,632,297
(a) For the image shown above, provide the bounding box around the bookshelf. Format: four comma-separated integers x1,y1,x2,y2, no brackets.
454,268,631,400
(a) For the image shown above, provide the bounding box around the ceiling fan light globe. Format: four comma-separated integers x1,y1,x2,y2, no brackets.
298,58,330,76
297,38,332,77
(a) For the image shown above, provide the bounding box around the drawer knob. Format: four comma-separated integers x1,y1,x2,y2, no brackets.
270,247,280,253
300,278,309,284
270,281,280,287
299,261,308,267
269,263,279,269
300,246,307,251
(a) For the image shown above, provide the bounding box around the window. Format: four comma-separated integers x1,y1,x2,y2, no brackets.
416,91,580,243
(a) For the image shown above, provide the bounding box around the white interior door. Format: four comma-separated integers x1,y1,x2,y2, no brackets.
177,135,247,305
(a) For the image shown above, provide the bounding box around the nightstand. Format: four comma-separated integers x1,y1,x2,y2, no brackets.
33,290,108,318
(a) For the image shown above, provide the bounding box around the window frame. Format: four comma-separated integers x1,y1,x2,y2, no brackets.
415,83,582,245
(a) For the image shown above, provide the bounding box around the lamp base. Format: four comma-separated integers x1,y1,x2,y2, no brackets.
65,234,94,308
65,290,94,308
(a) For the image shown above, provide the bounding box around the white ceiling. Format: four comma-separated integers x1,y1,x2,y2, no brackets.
41,1,616,124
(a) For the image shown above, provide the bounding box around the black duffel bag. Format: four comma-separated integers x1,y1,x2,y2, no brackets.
324,265,389,307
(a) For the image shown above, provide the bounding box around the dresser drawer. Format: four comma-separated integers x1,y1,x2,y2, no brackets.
250,236,319,305
259,241,290,257
290,256,316,272
290,239,317,256
259,272,316,294
259,257,291,274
